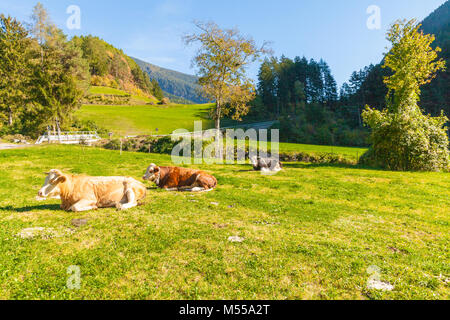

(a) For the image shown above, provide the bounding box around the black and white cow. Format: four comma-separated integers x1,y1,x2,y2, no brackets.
250,156,283,173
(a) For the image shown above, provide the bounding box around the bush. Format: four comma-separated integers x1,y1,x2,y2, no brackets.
1,134,32,143
361,108,450,171
159,97,170,105
280,152,355,165
103,138,121,150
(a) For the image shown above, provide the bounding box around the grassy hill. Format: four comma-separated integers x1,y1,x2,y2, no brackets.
89,86,131,96
84,86,159,105
75,103,214,136
0,145,448,299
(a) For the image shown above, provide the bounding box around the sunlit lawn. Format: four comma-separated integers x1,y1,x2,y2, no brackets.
0,145,448,299
76,103,214,136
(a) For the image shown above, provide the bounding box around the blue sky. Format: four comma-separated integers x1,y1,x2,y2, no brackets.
0,0,446,87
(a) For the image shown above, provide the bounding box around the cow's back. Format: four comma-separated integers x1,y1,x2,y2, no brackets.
159,166,216,189
71,176,143,205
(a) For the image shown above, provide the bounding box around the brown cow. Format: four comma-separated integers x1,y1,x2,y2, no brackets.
38,169,147,212
143,164,217,192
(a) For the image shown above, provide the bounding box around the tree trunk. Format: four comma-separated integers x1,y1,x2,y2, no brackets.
358,107,362,127
215,102,222,160
8,108,13,126
215,101,222,135
56,118,62,143
277,99,280,118
215,117,221,133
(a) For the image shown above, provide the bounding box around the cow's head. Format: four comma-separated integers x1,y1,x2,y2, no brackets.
250,156,259,168
143,164,160,182
37,169,66,199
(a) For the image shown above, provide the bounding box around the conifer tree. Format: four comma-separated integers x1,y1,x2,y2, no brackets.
0,15,33,128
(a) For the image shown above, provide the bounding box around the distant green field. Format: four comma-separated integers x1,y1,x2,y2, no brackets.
76,103,214,136
277,142,367,158
87,86,158,105
76,102,367,159
89,86,130,96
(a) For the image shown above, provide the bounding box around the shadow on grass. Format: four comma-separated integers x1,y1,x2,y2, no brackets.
194,110,213,121
0,204,61,213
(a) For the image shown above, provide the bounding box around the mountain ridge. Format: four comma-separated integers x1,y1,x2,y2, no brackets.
132,57,208,104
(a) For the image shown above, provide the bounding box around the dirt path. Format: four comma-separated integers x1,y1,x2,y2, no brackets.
0,143,33,150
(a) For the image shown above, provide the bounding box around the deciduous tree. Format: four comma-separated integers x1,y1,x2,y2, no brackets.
362,19,449,171
184,21,271,135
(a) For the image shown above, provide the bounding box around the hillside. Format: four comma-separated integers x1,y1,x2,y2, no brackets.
83,86,159,106
420,0,450,116
75,103,214,136
70,36,164,101
133,57,207,104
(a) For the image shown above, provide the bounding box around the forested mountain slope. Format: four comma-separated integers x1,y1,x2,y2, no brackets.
420,0,449,116
133,57,207,104
70,36,164,100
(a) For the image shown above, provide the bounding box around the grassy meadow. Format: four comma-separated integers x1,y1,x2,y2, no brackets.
76,103,214,136
89,86,131,96
0,145,448,300
85,86,159,106
75,99,367,162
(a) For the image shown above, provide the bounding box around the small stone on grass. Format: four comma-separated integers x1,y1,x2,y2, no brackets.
367,279,394,291
71,219,88,228
228,236,245,243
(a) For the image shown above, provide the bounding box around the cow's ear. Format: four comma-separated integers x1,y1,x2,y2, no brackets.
55,175,67,184
52,169,63,176
154,167,160,173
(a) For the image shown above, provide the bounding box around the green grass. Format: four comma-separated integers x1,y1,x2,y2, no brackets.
277,142,367,159
75,103,214,136
88,86,159,105
89,86,130,96
75,101,367,159
0,145,449,300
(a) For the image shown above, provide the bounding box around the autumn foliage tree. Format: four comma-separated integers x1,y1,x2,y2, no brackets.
184,21,271,134
361,19,449,171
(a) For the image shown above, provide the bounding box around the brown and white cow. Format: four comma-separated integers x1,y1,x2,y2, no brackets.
38,169,147,212
143,164,217,192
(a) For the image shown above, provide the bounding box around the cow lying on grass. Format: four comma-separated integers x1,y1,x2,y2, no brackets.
143,164,217,192
38,169,147,212
250,156,283,173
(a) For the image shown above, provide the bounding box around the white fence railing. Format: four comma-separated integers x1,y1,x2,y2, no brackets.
35,131,101,145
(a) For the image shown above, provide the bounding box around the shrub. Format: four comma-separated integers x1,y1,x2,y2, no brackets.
2,134,32,143
159,97,170,105
361,109,449,171
103,138,122,150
